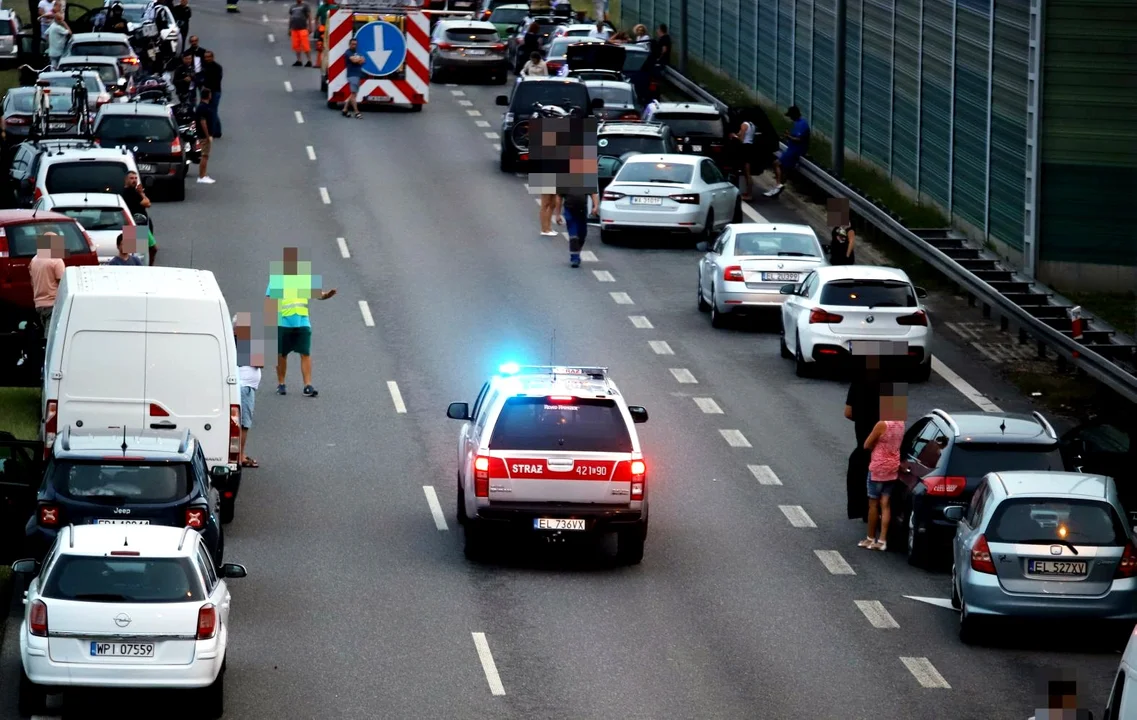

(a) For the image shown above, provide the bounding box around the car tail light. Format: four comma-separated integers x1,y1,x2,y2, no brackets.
547,61,562,73
602,191,625,201
1116,543,1137,579
547,395,574,402
970,535,996,574
122,57,139,65
38,504,60,527
437,41,453,50
29,600,48,637
923,476,966,496
186,507,205,529
723,265,744,282
196,604,217,640
229,404,240,464
620,112,640,120
669,193,699,204
897,310,928,326
474,455,490,497
33,187,43,203
630,459,645,501
170,137,182,155
491,43,505,51
43,399,57,460
6,116,28,125
808,308,844,324
96,95,110,106
149,403,168,417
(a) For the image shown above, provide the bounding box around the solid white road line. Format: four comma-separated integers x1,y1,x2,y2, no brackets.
855,600,899,629
778,505,816,528
274,55,282,65
458,99,473,106
693,397,723,414
739,201,767,223
306,145,316,161
466,109,482,117
336,237,350,258
492,143,502,152
358,301,375,327
471,633,506,696
649,340,675,355
629,315,652,328
670,368,698,384
294,110,304,124
610,292,633,304
319,187,331,204
719,429,752,448
451,89,465,96
475,120,491,127
900,657,951,689
267,33,274,42
484,131,497,139
904,595,957,611
422,486,447,530
580,250,598,263
284,80,293,92
814,550,856,575
931,357,1002,412
593,270,615,282
748,464,781,485
386,381,407,413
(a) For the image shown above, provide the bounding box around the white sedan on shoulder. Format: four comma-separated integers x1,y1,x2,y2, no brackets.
779,265,933,381
33,192,147,264
13,524,247,718
599,153,741,245
697,222,828,327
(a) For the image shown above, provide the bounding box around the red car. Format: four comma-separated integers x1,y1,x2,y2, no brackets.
0,210,99,328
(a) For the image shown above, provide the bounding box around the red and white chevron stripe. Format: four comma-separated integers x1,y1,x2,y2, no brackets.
325,9,429,107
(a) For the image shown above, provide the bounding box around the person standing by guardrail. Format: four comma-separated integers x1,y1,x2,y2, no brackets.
827,198,856,265
765,105,810,198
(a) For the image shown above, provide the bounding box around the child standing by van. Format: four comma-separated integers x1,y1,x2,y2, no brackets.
234,313,263,468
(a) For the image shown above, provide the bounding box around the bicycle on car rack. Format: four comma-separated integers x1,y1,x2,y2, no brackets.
69,72,92,137
509,101,585,152
18,65,54,138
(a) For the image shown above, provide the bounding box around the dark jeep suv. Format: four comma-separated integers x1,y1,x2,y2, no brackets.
495,76,601,172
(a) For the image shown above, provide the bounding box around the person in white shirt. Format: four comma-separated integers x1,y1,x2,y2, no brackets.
642,98,659,122
234,313,263,469
587,20,609,40
732,118,757,199
520,51,548,76
37,0,55,37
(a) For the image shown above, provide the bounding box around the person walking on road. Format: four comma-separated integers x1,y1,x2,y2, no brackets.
342,37,363,118
202,50,223,138
172,0,192,33
562,189,588,268
515,22,539,75
266,246,337,398
195,88,215,183
520,51,548,76
859,386,907,552
844,358,881,523
234,313,262,468
28,232,65,337
765,105,810,198
289,0,314,67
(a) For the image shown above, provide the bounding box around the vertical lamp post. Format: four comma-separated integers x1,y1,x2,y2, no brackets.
679,0,688,74
832,0,847,177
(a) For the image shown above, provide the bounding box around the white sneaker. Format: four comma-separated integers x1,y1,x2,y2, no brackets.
197,176,216,184
763,184,784,197
540,231,558,237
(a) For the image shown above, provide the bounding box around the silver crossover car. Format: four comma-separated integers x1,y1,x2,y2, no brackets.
948,470,1137,644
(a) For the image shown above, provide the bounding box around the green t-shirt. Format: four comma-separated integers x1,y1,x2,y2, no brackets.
316,1,335,27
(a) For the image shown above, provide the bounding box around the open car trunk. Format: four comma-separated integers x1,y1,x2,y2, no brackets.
566,42,625,72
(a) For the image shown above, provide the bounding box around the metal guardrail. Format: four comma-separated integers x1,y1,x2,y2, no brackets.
661,66,1137,405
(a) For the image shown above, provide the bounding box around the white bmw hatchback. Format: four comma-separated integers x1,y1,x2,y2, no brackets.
13,524,247,718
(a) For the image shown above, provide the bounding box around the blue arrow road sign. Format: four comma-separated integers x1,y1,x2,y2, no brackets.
355,21,407,77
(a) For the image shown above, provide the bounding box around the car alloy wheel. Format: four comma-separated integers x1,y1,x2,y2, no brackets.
710,288,727,328
794,331,812,377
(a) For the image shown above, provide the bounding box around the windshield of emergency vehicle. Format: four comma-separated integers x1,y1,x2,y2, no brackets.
490,397,632,452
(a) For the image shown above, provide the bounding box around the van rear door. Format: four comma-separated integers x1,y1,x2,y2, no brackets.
143,332,227,464
58,328,147,433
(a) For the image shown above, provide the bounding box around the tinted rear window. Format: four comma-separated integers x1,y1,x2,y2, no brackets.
45,161,130,194
96,115,176,143
948,444,1064,477
653,113,724,137
598,134,666,158
44,75,102,95
71,42,131,57
42,556,204,603
987,499,1126,546
64,64,118,86
8,92,74,114
490,397,632,452
51,461,193,504
3,220,90,256
445,28,500,42
510,82,590,111
616,160,693,184
54,206,127,231
622,47,650,71
489,7,528,23
734,232,820,257
819,279,917,307
586,84,635,105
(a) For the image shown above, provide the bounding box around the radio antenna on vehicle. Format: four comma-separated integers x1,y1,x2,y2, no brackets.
121,426,128,453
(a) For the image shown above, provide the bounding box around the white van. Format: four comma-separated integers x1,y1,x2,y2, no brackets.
42,266,244,522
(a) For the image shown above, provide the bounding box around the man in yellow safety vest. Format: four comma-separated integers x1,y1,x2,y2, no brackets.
265,246,337,397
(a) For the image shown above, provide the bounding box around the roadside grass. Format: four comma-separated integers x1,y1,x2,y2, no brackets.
0,387,41,440
1064,291,1136,338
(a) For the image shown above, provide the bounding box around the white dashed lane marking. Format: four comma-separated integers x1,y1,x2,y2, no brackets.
778,505,815,528
592,270,615,282
483,131,497,139
747,465,781,485
492,143,502,152
900,657,952,689
267,32,275,42
336,237,350,258
855,600,899,629
719,429,751,448
261,13,268,21
669,368,697,383
358,301,375,327
629,315,652,328
739,202,768,223
475,120,491,127
387,381,407,413
274,55,282,65
814,550,856,575
609,292,633,305
580,250,598,263
458,99,473,106
472,633,506,696
467,109,482,117
284,80,292,92
450,89,465,96
649,340,674,355
294,110,304,124
422,486,448,530
693,397,722,414
306,145,316,161
319,187,331,204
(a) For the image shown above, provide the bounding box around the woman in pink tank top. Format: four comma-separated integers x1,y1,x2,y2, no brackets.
859,398,906,551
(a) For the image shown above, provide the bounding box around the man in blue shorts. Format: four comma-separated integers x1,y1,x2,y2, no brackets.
765,105,810,197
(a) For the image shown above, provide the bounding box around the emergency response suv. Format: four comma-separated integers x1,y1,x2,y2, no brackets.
445,364,650,564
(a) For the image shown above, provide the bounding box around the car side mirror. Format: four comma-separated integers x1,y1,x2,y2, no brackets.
915,286,928,299
218,563,247,579
18,320,28,331
209,465,231,479
628,405,648,423
695,241,709,252
133,213,148,225
943,506,965,522
11,558,38,575
447,402,470,421
117,77,127,86
779,283,798,295
495,95,509,106
590,97,604,109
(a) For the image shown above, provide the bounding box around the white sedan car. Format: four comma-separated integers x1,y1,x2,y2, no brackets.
697,222,828,327
13,524,246,718
779,265,933,381
599,153,741,245
33,192,147,263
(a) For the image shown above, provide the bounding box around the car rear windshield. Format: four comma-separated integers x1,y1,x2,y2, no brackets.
510,82,590,112
587,84,635,106
734,232,819,257
622,47,650,71
3,220,90,256
42,556,205,603
545,38,576,58
598,135,666,158
64,64,118,86
947,444,1065,477
490,7,528,23
445,28,500,42
490,397,632,452
96,116,176,143
119,6,148,22
819,279,917,307
45,161,130,195
51,462,193,504
72,42,130,57
653,113,724,137
9,92,74,114
986,499,1126,547
44,75,102,95
615,160,693,184
55,206,127,231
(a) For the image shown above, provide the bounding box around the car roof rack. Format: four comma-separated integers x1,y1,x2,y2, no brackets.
930,408,960,436
1031,411,1057,439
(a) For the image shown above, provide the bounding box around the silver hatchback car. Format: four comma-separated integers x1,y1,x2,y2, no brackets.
947,471,1137,644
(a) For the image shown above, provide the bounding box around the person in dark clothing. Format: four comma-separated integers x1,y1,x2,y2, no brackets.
844,363,882,522
829,225,856,265
186,35,206,76
172,52,196,100
515,22,539,75
202,50,223,138
562,191,588,267
172,0,192,35
120,171,157,265
104,4,128,34
195,88,215,183
654,24,671,66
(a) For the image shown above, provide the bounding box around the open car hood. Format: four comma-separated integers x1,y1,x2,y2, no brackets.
566,42,625,72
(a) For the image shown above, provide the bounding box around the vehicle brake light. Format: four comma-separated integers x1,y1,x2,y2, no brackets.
437,41,453,50
110,550,140,556
6,116,28,125
669,193,699,204
897,310,928,326
229,404,240,464
170,137,182,155
38,504,60,527
33,187,43,203
630,459,645,500
29,600,48,637
723,265,744,282
149,403,169,417
96,95,110,106
491,43,505,51
1116,543,1137,579
547,395,574,402
43,399,57,459
620,112,640,120
474,455,490,497
602,191,625,201
970,535,996,574
196,604,217,640
923,476,966,496
122,57,140,65
808,308,844,324
185,507,205,529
